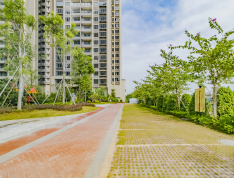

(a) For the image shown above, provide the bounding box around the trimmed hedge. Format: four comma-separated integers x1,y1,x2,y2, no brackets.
0,103,95,114
181,94,191,112
217,87,234,116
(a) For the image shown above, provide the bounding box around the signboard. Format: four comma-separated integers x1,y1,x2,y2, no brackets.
200,88,205,112
195,89,200,112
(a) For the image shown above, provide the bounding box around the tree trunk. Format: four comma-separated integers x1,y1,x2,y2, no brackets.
177,96,180,111
17,62,24,110
62,57,66,104
85,90,86,102
213,83,217,118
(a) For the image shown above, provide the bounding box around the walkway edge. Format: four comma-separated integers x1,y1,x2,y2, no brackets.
0,108,106,164
83,104,124,178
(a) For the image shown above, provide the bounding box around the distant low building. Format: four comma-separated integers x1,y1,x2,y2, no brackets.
129,98,139,104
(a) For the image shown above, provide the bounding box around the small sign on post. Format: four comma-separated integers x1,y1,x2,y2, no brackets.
195,89,200,112
200,88,205,112
195,88,206,113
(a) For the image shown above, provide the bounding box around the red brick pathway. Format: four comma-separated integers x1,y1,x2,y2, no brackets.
0,104,123,178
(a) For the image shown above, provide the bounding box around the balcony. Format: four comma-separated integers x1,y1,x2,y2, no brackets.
38,81,50,85
56,2,63,6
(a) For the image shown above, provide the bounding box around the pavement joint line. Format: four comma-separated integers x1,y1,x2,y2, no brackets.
0,107,107,164
83,104,124,178
0,113,87,144
117,144,223,147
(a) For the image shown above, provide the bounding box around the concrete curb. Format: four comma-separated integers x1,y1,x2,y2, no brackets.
83,104,124,178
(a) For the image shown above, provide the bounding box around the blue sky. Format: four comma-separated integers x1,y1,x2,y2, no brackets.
121,0,234,94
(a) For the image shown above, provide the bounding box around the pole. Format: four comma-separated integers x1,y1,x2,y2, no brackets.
65,82,76,105
0,67,19,98
54,82,61,105
24,88,37,105
42,80,62,104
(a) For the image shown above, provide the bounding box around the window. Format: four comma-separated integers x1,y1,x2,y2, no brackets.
56,9,63,13
94,33,98,37
112,72,114,75
94,64,98,68
65,17,70,22
100,63,106,68
100,79,106,84
100,32,106,37
100,55,106,60
100,24,106,29
73,9,80,13
66,64,70,68
115,36,119,39
94,48,98,52
74,17,80,21
94,25,98,29
115,42,119,45
112,48,114,52
65,25,70,29
94,56,98,60
84,49,91,52
83,18,91,21
112,66,114,69
84,41,90,45
65,10,70,14
94,71,98,76
115,18,119,22
100,40,106,45
115,78,120,81
56,63,63,68
115,48,119,51
100,1,107,6
100,16,106,21
115,60,119,63
112,78,114,81
94,17,98,21
115,66,119,69
115,12,119,16
56,71,63,76
100,48,106,53
83,26,91,29
94,79,98,84
93,10,98,14
65,2,70,6
66,56,70,60
74,41,80,45
94,40,98,45
115,54,119,57
115,72,119,75
115,24,119,27
84,33,91,37
112,42,114,45
100,8,106,13
66,72,70,76
100,71,106,76
115,30,119,33
115,6,119,10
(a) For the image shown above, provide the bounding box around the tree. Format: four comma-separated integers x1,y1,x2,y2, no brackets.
40,12,78,104
0,0,37,110
70,47,94,100
170,17,234,118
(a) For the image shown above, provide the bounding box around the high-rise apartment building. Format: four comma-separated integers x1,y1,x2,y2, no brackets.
0,0,125,102
38,0,125,101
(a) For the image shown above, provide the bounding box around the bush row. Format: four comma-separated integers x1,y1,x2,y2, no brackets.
145,104,234,134
0,103,95,114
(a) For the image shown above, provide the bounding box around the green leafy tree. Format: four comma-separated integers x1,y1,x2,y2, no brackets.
70,47,94,100
170,17,234,118
181,94,192,112
0,0,37,110
40,12,78,104
217,87,234,116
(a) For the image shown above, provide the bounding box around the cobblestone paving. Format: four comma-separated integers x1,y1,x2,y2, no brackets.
0,104,123,178
108,104,234,178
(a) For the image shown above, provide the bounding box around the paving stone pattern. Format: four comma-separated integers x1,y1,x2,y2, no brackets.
108,105,234,178
0,104,123,178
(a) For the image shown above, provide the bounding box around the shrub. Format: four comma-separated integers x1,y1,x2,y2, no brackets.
189,92,196,114
180,94,191,112
120,99,123,102
87,100,91,103
218,115,234,134
157,95,164,111
217,87,234,117
167,94,177,111
95,100,99,103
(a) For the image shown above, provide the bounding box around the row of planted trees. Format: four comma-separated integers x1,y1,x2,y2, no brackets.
0,0,95,109
132,17,234,133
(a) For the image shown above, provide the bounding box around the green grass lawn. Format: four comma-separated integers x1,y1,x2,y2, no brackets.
108,104,234,178
0,106,98,121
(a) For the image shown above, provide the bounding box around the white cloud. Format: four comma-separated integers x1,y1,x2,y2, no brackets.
122,0,234,94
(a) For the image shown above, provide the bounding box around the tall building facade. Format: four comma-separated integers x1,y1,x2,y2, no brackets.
38,0,125,101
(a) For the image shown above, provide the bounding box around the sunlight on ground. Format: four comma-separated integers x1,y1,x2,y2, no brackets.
108,104,234,178
0,106,98,121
